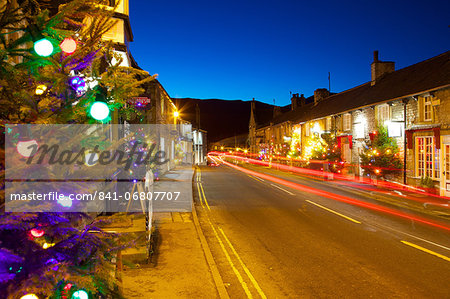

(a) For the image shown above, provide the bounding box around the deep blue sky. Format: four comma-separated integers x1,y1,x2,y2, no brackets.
129,0,450,106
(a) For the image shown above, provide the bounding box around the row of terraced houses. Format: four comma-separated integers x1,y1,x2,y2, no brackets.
249,51,450,196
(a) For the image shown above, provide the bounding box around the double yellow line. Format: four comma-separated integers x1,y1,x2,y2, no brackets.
196,168,267,299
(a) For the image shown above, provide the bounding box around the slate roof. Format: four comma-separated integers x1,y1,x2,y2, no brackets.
263,51,450,128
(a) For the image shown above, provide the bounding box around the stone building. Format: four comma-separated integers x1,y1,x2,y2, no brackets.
249,51,450,194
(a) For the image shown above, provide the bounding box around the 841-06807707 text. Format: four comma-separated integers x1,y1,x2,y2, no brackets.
98,191,181,201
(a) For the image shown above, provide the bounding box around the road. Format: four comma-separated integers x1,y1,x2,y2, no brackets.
194,162,450,298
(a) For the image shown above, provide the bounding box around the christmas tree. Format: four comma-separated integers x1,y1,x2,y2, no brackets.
359,125,403,178
303,132,344,173
0,0,153,297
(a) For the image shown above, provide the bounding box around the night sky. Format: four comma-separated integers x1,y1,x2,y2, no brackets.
129,0,450,106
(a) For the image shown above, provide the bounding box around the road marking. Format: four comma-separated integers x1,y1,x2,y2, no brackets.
218,227,267,299
192,209,230,299
270,183,295,195
366,222,450,252
200,183,211,211
401,241,450,262
208,220,253,298
305,200,361,224
247,174,263,183
196,183,205,209
252,175,264,182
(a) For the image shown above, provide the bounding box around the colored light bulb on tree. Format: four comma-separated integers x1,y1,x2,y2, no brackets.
89,101,110,121
34,38,53,57
30,228,45,238
20,294,39,299
71,290,88,299
60,37,77,54
69,76,86,92
35,84,47,95
57,195,73,208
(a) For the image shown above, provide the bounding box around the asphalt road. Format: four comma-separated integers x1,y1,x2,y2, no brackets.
194,163,450,298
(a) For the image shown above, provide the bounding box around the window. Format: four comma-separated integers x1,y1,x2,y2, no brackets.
325,117,332,131
343,114,351,131
416,136,440,179
423,96,432,121
305,123,310,136
354,123,364,139
377,104,390,124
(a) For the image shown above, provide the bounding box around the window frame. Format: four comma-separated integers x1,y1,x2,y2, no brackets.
343,113,351,131
423,96,433,122
377,104,390,125
415,136,440,179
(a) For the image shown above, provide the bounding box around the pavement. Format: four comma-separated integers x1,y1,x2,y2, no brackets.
121,165,221,298
152,165,194,212
122,212,218,298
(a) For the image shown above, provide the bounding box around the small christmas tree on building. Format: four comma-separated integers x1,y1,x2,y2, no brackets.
360,125,403,178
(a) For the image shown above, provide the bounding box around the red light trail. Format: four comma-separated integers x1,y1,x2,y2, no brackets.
218,158,450,232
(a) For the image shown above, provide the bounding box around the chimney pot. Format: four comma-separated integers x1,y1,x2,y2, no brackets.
373,50,379,62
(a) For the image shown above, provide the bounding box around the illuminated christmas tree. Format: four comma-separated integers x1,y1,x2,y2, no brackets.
288,126,302,158
360,126,403,178
302,132,343,173
0,1,152,297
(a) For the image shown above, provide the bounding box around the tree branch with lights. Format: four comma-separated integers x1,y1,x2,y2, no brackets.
0,0,154,298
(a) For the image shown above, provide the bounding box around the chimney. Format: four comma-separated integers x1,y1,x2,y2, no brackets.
300,94,305,106
314,88,329,104
290,93,298,110
371,50,395,86
273,106,281,118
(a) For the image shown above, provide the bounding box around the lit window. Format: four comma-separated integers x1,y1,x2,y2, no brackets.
377,104,390,124
423,96,432,121
355,123,364,139
343,114,351,131
416,136,439,179
326,117,332,131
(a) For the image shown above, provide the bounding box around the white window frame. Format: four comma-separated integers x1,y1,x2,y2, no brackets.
377,104,390,124
423,96,432,121
343,113,351,131
416,136,440,179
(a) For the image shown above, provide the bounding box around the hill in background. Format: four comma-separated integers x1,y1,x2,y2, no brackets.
172,98,288,143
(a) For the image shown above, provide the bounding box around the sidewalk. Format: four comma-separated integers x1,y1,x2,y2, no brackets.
121,165,220,298
122,212,218,298
153,165,194,212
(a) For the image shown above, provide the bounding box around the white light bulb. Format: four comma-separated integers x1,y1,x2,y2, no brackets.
89,102,110,121
17,140,39,158
34,38,53,57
